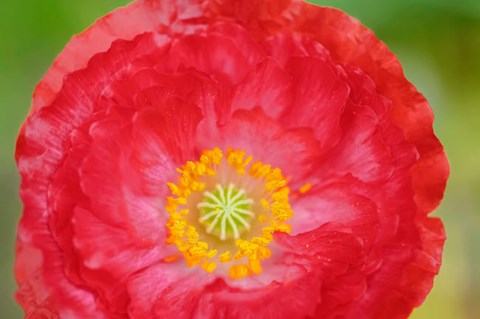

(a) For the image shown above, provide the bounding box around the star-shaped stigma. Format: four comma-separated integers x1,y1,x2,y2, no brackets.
197,184,254,240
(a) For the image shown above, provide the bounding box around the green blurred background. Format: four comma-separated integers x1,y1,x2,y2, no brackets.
0,0,478,318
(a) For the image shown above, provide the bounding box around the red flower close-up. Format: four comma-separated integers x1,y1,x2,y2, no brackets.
15,0,449,318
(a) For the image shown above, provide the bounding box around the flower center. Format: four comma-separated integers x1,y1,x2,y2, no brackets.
198,184,254,240
165,148,293,279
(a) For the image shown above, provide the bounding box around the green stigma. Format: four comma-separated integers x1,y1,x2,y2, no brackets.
197,184,254,240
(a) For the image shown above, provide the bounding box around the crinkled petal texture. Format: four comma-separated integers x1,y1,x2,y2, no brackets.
15,0,448,318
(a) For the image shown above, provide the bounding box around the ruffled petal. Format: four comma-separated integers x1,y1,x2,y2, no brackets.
15,232,107,318
80,111,158,231
275,223,366,318
17,32,165,218
290,176,381,245
279,57,350,153
293,3,449,215
74,95,203,313
132,91,204,164
316,102,417,184
230,58,291,118
55,112,162,314
162,28,262,85
127,263,214,319
31,0,206,112
263,33,331,67
199,107,320,183
196,272,322,319
205,0,294,35
71,207,168,315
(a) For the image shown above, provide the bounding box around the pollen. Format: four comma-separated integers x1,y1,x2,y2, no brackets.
229,264,250,279
299,183,312,194
165,148,293,280
163,255,180,263
202,261,217,273
219,251,232,263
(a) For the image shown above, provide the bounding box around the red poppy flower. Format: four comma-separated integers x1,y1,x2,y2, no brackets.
15,0,449,318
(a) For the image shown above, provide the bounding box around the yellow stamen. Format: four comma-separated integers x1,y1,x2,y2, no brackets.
163,255,180,263
248,258,262,275
229,264,250,279
258,214,267,223
219,251,232,263
165,148,293,280
299,183,312,194
260,198,269,209
202,261,217,273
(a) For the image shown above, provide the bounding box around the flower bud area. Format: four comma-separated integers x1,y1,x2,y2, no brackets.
165,148,293,279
